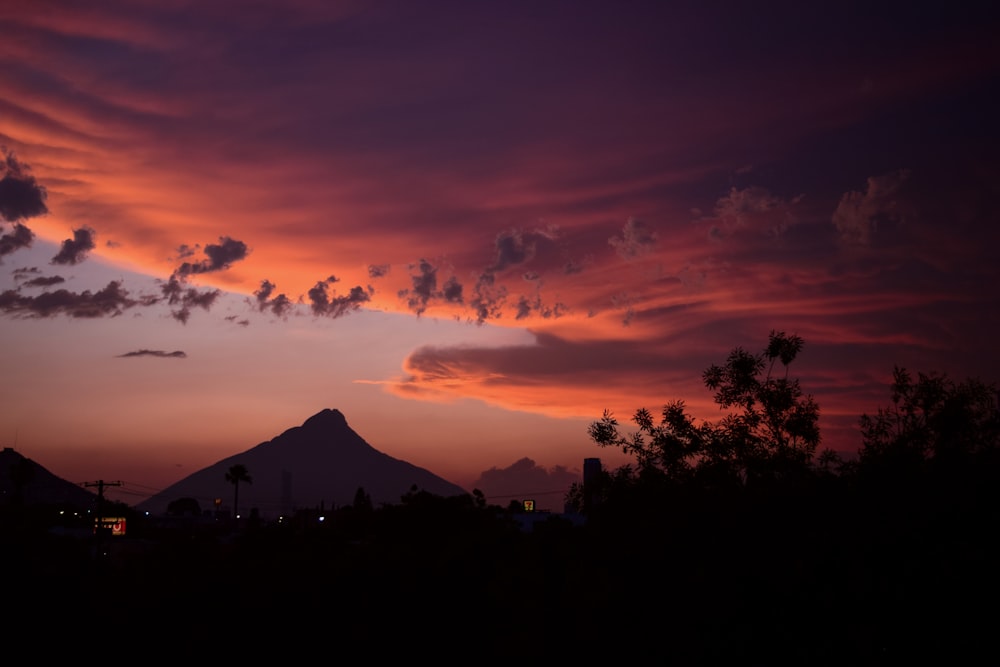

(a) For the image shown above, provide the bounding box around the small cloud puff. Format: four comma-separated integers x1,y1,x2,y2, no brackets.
52,227,97,265
175,236,249,277
609,217,657,260
703,187,804,240
832,169,911,245
0,149,48,223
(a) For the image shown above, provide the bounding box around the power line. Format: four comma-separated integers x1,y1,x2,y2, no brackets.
82,480,123,564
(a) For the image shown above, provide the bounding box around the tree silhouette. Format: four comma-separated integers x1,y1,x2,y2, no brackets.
225,463,252,521
352,486,373,512
702,329,820,484
166,496,202,517
587,330,821,493
858,366,1000,477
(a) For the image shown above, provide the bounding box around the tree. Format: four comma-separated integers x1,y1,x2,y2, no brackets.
353,486,373,512
225,464,252,521
702,330,820,483
858,366,1000,474
167,497,202,517
589,330,822,491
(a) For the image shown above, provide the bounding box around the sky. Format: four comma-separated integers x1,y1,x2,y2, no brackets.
2,0,999,508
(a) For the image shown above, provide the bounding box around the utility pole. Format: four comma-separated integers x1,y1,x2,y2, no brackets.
84,480,122,564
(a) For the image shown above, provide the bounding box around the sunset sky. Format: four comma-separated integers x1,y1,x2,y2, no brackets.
2,1,999,507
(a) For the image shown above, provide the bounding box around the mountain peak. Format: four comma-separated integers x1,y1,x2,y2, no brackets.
302,408,347,431
136,408,468,516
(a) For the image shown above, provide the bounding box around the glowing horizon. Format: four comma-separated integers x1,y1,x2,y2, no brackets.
3,1,998,505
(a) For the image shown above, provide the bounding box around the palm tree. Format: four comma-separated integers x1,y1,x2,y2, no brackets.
225,464,252,521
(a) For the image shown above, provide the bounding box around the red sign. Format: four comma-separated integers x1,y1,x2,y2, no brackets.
94,517,127,536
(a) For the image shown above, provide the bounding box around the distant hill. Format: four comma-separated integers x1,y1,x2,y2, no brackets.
136,408,469,517
0,446,98,510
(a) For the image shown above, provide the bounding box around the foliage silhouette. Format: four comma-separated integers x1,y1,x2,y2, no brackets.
166,496,201,516
858,366,1000,474
580,330,823,509
224,463,252,521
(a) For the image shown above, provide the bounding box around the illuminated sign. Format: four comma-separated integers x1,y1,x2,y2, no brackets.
523,500,535,512
94,517,127,536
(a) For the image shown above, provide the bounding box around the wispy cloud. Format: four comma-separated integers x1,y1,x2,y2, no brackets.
832,170,912,245
609,217,657,260
117,349,187,359
0,280,140,318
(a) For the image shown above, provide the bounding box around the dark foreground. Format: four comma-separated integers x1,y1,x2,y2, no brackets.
3,476,996,665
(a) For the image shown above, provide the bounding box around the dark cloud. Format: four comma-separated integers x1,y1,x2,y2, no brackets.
268,293,293,317
117,349,187,358
175,236,249,276
492,229,534,272
154,235,248,322
253,279,294,318
255,278,276,302
23,275,66,288
159,275,221,324
469,270,508,324
52,226,97,265
308,275,371,318
441,276,463,304
0,149,48,223
398,260,466,315
175,244,198,259
514,291,567,321
489,227,558,274
515,295,532,320
368,264,390,279
401,259,437,315
609,217,657,260
0,223,34,258
0,280,137,318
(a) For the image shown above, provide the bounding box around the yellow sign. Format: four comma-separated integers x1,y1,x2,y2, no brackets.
523,500,535,512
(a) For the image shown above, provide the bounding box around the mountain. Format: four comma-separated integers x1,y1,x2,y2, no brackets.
0,446,98,510
135,408,469,516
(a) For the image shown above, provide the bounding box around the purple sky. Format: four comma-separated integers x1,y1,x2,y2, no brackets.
2,1,999,507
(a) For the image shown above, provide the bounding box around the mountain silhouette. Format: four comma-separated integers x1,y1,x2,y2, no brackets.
136,408,469,516
0,446,98,510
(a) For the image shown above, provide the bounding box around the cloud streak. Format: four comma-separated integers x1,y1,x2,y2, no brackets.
0,280,139,318
117,349,187,358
